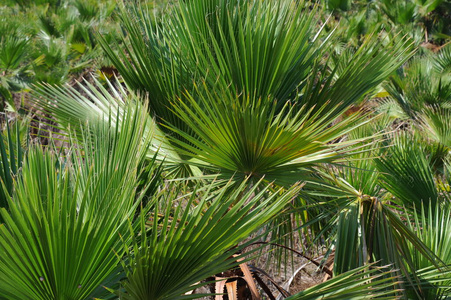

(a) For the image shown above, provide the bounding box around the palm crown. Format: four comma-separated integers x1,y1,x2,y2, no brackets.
1,0,451,299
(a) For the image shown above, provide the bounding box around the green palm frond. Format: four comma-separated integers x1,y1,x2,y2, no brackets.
445,158,451,188
0,33,32,107
405,203,451,299
379,0,418,25
94,0,414,186
433,43,451,74
167,0,326,106
97,0,326,139
0,121,27,216
325,0,352,11
301,137,381,252
0,36,29,71
419,106,451,150
375,97,409,121
405,265,451,300
0,102,155,299
307,133,443,298
166,84,370,185
116,178,302,300
386,54,451,118
32,77,140,135
376,133,439,210
300,34,414,119
320,177,442,298
97,3,195,134
286,264,402,300
31,77,183,174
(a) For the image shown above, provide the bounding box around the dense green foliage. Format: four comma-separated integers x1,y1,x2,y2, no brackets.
0,0,450,299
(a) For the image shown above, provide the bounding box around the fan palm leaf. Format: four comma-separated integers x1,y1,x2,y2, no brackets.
385,53,451,118
116,178,302,300
166,0,326,107
0,102,155,299
299,34,414,119
78,0,414,184
30,78,184,176
404,202,451,299
0,121,26,215
97,3,196,135
302,129,444,298
166,84,370,186
433,43,451,74
163,5,413,184
419,106,451,152
376,133,439,210
286,264,402,300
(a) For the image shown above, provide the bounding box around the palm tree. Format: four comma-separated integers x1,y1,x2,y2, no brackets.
95,0,414,181
27,0,451,299
311,122,451,298
385,46,451,174
0,101,155,299
115,178,303,300
2,85,394,299
0,33,30,111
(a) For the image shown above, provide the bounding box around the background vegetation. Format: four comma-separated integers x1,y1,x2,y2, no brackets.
0,0,450,299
